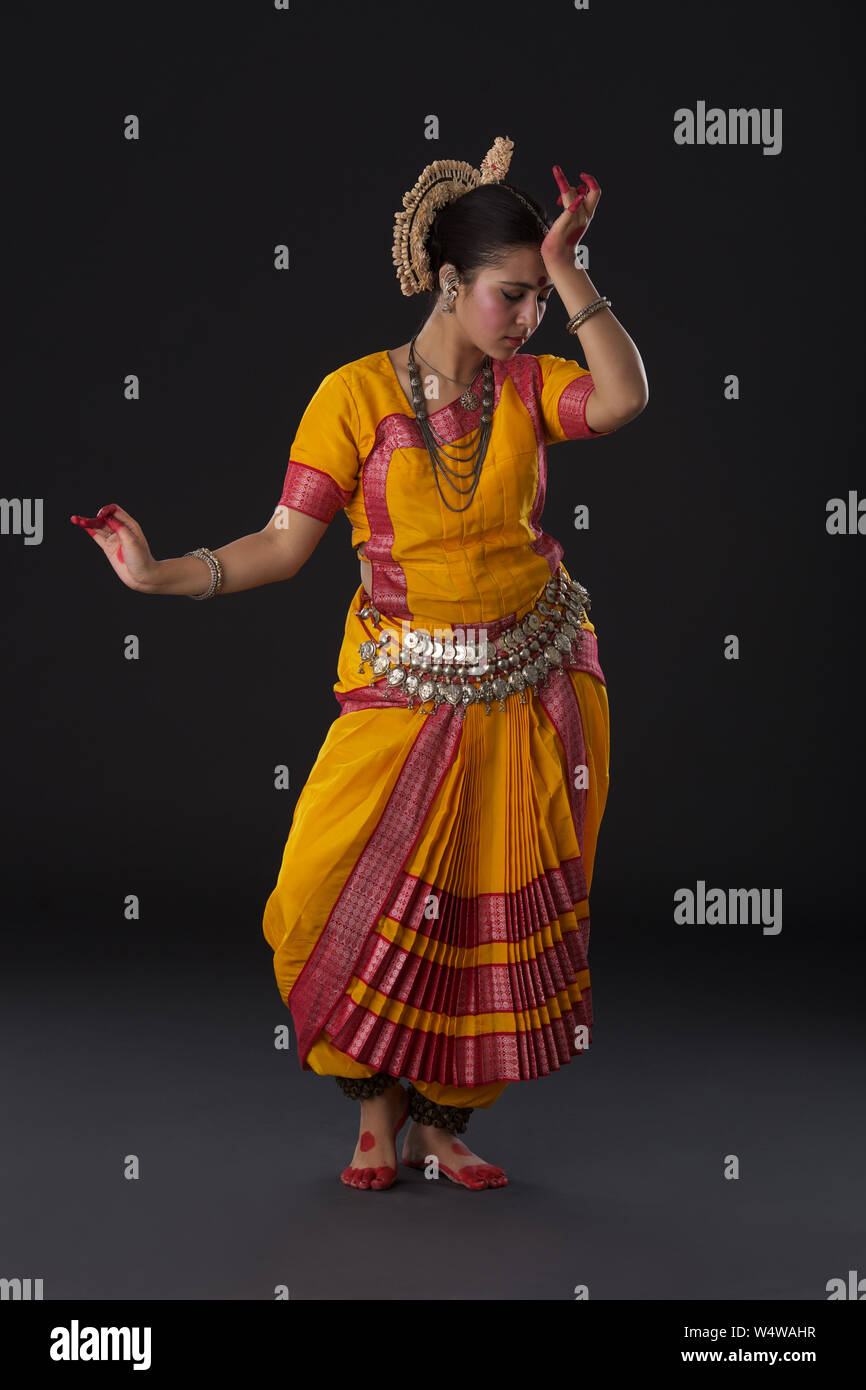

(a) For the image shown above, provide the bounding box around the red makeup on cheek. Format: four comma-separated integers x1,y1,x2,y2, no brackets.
359,1131,375,1152
475,287,508,337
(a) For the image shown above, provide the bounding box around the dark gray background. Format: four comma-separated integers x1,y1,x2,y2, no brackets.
2,0,863,1302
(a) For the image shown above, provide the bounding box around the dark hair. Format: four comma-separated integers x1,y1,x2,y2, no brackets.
416,182,551,328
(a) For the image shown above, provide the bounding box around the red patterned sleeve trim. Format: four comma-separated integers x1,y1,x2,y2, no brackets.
277,459,355,523
557,373,612,439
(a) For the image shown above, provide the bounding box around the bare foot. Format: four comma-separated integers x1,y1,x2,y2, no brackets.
341,1080,410,1191
401,1120,508,1189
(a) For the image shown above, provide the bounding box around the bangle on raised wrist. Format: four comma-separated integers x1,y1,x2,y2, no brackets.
565,296,611,333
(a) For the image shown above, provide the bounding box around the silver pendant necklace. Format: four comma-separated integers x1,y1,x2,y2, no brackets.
411,344,484,410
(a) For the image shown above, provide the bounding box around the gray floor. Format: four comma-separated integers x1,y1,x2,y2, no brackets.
2,926,862,1301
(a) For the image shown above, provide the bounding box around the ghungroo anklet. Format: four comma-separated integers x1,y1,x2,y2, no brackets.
406,1082,474,1134
334,1071,400,1100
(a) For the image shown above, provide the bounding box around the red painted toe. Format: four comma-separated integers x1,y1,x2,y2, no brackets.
460,1165,494,1188
370,1165,397,1189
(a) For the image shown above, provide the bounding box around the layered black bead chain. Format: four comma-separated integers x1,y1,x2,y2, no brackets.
407,335,495,513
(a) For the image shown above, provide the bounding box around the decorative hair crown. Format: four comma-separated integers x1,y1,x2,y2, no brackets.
391,134,547,296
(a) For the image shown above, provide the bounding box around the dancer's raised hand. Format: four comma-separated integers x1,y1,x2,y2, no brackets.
540,166,601,271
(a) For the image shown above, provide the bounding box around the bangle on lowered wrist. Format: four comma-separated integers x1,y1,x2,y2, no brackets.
184,546,223,599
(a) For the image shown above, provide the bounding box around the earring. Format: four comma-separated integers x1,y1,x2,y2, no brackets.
440,269,459,313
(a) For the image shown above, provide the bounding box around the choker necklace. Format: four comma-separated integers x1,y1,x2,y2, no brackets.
407,335,495,513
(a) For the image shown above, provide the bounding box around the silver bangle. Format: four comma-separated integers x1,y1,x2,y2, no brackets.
566,296,611,334
184,547,223,599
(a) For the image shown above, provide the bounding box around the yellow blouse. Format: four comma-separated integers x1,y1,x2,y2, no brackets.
277,347,613,630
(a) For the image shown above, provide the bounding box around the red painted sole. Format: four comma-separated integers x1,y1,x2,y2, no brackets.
402,1157,508,1190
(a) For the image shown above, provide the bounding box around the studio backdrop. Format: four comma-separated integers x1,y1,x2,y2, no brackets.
2,0,863,1305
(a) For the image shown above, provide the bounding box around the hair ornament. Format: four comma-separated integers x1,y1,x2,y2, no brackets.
393,134,546,297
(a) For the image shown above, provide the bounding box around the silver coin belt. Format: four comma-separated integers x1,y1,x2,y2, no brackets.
355,566,590,718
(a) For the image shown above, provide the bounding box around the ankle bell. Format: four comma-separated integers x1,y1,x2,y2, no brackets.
406,1082,474,1134
334,1071,399,1101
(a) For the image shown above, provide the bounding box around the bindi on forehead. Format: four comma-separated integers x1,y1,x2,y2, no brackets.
537,276,549,286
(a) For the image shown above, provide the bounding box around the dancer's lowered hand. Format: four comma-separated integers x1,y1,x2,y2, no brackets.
70,503,160,592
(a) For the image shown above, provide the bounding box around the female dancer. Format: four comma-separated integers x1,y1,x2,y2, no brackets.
71,135,648,1193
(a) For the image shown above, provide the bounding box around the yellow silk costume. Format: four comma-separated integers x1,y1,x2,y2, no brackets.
262,348,614,1111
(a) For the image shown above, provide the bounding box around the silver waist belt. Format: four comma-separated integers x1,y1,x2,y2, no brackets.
355,563,590,717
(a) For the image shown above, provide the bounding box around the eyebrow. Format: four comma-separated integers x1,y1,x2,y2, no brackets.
498,280,555,291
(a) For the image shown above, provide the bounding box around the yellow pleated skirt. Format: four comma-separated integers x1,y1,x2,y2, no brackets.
262,580,610,1111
